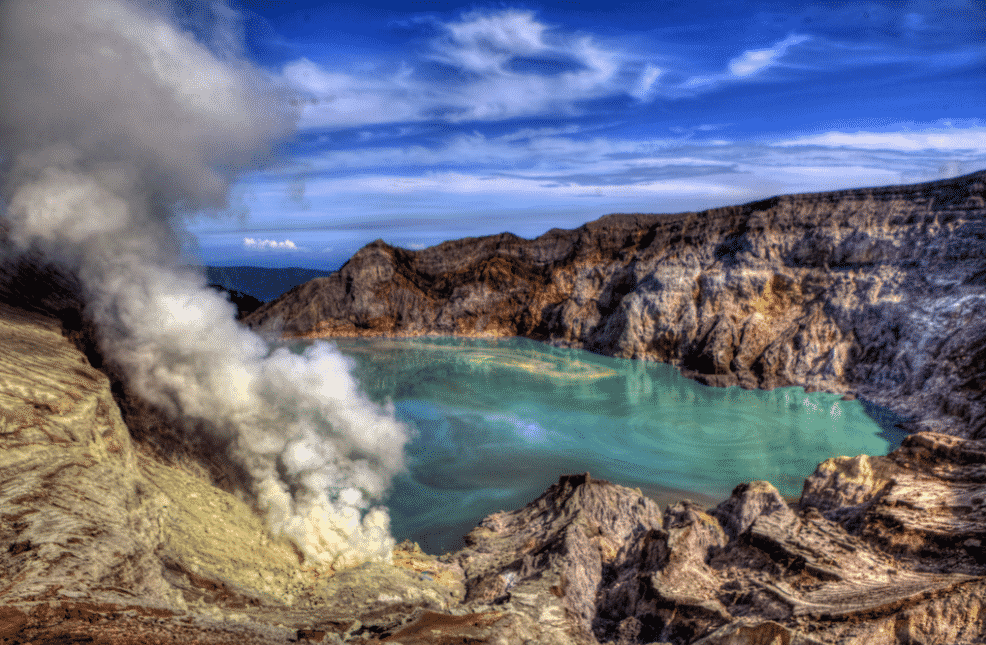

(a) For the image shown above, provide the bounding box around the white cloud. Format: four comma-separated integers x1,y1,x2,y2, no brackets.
779,125,986,153
281,60,421,129
276,7,982,132
282,9,663,129
249,121,986,201
727,34,810,77
497,124,583,141
262,124,732,184
631,63,662,100
677,34,810,90
260,170,748,204
438,9,546,72
244,237,304,250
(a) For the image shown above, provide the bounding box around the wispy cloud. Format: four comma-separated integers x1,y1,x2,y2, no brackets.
275,4,983,132
727,35,810,77
282,17,818,130
778,123,986,153
257,120,986,193
681,33,810,90
282,9,663,129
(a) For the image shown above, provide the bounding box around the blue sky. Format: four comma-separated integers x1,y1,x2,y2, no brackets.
184,0,986,269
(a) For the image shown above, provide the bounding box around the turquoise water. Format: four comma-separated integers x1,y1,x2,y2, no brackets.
288,336,908,554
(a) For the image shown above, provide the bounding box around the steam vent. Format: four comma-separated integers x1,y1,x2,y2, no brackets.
1,169,986,643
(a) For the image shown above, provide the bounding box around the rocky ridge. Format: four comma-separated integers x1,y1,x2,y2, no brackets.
2,171,986,644
246,169,986,438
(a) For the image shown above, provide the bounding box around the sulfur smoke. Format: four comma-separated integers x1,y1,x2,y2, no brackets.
0,0,410,568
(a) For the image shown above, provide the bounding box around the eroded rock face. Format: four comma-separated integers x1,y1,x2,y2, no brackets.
244,170,986,439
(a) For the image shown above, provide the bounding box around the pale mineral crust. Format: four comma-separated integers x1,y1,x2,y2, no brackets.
3,170,986,644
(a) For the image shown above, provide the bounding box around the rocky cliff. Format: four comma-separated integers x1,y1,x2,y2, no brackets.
245,169,986,440
3,171,986,644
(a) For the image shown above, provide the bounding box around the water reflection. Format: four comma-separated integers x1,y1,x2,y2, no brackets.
286,336,908,554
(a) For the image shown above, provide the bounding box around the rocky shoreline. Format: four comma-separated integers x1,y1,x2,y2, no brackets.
2,170,986,644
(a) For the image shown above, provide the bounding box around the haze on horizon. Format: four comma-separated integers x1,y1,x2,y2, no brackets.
185,0,985,270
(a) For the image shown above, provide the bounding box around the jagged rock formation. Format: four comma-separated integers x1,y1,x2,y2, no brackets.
4,171,986,644
454,468,986,645
245,170,986,439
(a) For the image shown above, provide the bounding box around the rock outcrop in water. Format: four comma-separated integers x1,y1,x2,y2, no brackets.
4,171,986,644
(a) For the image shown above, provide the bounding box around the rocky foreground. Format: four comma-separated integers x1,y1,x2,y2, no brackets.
3,171,986,644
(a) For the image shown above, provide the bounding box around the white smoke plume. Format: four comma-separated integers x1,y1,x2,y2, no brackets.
0,0,410,568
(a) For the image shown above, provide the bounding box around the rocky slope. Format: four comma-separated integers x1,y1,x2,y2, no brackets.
245,169,986,439
3,171,986,644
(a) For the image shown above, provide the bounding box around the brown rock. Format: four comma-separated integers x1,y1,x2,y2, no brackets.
297,628,327,642
0,606,28,640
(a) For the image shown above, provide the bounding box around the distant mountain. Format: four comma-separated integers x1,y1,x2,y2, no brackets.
200,265,336,302
207,284,264,320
